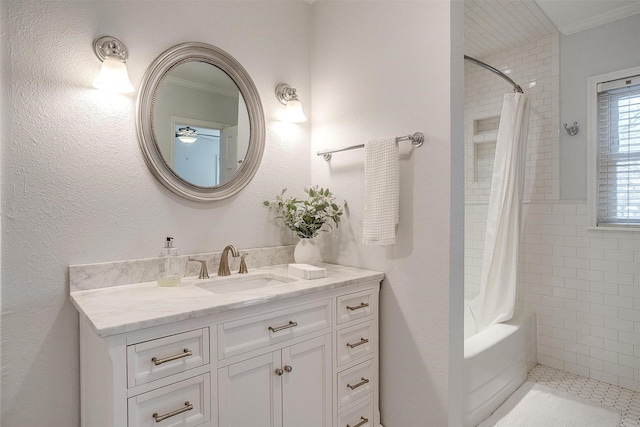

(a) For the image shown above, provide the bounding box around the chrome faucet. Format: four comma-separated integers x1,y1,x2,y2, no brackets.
188,257,209,279
218,245,240,276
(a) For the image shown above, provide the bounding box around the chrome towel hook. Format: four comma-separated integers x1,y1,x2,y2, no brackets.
564,122,579,136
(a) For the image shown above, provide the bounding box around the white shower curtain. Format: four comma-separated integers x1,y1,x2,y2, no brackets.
470,93,530,332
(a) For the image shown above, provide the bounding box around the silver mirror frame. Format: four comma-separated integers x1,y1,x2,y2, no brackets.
136,42,265,202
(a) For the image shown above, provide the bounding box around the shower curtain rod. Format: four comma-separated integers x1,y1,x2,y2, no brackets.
464,55,524,94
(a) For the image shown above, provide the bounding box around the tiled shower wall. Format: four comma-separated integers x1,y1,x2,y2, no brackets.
465,33,640,392
519,202,640,392
464,33,559,299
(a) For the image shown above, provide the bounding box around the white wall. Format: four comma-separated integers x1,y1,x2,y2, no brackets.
311,2,464,425
559,14,640,200
0,1,311,425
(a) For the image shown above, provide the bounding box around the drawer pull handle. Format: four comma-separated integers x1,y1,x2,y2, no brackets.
151,348,192,366
346,338,369,349
347,416,369,427
347,377,370,390
284,365,293,373
346,302,369,311
153,401,193,423
268,321,298,333
275,368,284,376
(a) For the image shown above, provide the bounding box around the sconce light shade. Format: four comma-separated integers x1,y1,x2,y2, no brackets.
93,57,134,93
93,36,134,93
275,83,306,123
284,99,307,123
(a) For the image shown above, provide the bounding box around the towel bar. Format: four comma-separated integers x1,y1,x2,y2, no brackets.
317,132,424,161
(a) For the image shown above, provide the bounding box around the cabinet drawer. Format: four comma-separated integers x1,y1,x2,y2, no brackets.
338,359,374,409
127,329,209,388
337,321,373,366
128,374,210,427
338,397,374,427
218,299,331,359
337,289,374,324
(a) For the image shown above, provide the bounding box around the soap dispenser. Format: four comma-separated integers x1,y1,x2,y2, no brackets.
157,237,181,287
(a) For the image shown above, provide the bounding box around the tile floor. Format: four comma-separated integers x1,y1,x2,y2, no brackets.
528,364,640,427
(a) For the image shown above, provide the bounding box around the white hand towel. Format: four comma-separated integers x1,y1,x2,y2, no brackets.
363,137,399,245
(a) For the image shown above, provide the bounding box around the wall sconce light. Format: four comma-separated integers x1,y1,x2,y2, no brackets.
275,83,306,123
93,36,134,93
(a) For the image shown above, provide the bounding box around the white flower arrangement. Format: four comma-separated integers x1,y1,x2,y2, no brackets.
263,186,344,239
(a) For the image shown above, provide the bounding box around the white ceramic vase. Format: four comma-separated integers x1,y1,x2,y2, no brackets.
294,237,322,265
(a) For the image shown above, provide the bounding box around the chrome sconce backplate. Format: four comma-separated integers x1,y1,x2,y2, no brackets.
275,83,299,104
93,36,129,62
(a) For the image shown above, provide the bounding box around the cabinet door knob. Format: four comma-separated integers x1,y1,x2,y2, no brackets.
275,368,284,376
284,365,293,373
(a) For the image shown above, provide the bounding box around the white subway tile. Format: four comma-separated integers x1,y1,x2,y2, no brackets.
604,340,635,357
619,377,640,393
590,303,618,319
565,341,590,357
577,355,604,371
538,355,564,370
552,348,577,364
603,295,633,309
576,247,604,260
589,259,619,273
563,362,590,378
604,317,634,333
589,369,619,385
564,319,590,334
577,333,603,348
590,325,618,340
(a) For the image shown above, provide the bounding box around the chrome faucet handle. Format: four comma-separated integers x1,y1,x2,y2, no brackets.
218,245,240,276
239,253,249,274
188,257,209,279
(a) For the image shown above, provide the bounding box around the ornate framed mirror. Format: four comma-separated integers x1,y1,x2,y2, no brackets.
136,42,265,201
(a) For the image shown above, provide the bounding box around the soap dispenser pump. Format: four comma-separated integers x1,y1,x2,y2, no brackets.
157,236,181,287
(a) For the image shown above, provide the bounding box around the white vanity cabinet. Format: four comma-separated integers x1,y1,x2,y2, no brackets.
76,276,380,427
218,334,332,427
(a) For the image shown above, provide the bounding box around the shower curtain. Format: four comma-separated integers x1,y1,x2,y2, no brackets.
470,92,530,332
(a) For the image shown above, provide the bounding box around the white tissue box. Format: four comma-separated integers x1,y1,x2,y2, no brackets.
288,263,327,280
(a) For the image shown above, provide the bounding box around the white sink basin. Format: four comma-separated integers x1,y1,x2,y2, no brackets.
196,274,294,295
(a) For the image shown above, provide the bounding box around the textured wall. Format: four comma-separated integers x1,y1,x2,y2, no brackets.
1,1,311,425
310,2,464,425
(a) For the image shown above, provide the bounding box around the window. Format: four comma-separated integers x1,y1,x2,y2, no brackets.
588,67,640,228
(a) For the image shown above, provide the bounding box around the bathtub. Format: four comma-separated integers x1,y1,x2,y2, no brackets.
462,302,537,427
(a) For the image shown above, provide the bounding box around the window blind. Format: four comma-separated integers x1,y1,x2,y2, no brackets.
597,78,640,225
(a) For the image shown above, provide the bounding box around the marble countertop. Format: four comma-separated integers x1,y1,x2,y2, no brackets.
70,263,384,338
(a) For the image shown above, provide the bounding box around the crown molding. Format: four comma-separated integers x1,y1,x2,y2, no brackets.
559,2,640,35
163,76,239,98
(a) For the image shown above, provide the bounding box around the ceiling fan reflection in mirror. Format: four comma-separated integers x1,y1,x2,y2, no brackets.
175,126,218,144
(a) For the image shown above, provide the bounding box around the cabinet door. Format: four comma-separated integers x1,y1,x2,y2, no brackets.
218,351,283,427
282,335,332,427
